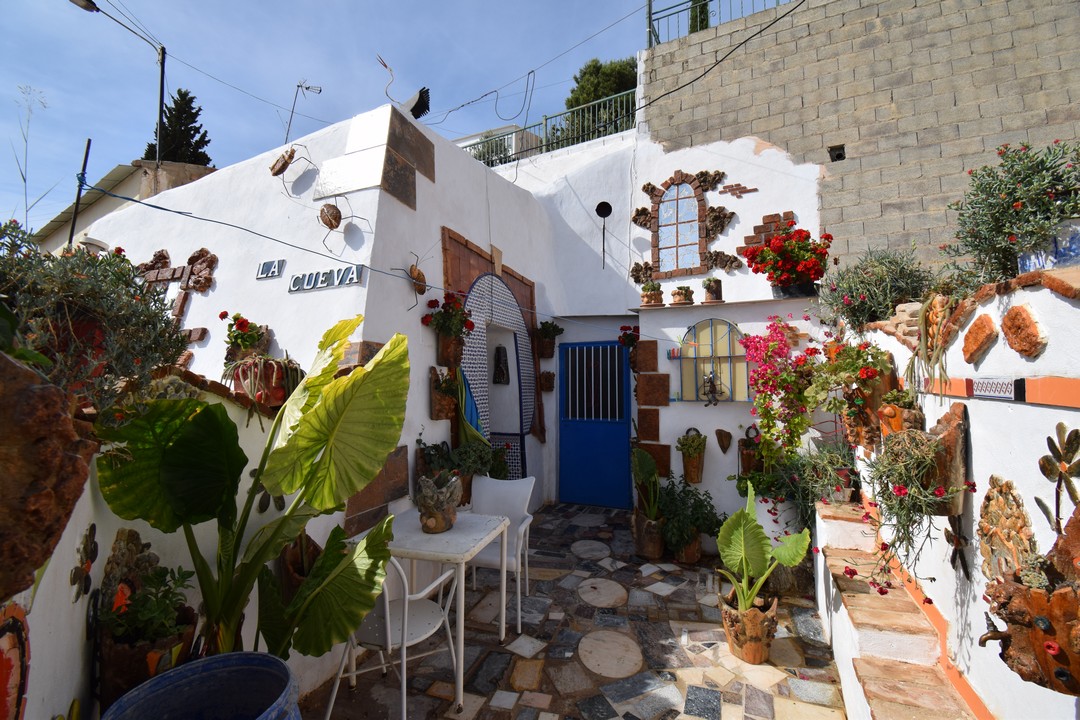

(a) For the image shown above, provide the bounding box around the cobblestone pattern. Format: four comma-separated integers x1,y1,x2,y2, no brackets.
641,0,1080,266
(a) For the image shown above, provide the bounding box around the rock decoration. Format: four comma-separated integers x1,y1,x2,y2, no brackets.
963,314,999,365
705,205,736,237
978,475,1038,582
1002,304,1047,359
0,353,99,602
703,250,743,272
694,170,726,191
631,206,653,230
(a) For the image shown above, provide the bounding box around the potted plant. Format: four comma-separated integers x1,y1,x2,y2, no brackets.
539,370,556,392
631,448,664,560
641,281,663,306
868,428,963,575
98,557,197,711
702,277,724,303
716,482,811,664
659,476,724,564
421,291,474,366
95,316,407,659
414,469,463,533
671,285,695,304
783,439,858,528
806,333,895,452
451,438,496,505
676,428,707,484
429,367,458,421
0,221,187,414
878,387,925,439
536,320,564,359
222,352,305,410
743,219,831,296
631,261,663,306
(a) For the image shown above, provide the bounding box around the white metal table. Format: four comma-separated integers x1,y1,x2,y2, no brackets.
388,509,508,713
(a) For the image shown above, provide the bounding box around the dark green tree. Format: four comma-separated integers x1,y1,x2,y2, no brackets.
690,0,710,33
550,58,637,150
564,57,637,110
143,88,212,166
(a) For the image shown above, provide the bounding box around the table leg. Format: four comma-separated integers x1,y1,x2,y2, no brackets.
455,561,465,713
499,526,507,642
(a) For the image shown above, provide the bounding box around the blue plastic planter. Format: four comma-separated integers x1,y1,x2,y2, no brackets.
101,652,300,720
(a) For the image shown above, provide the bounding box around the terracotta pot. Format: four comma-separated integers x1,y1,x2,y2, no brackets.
430,368,457,421
537,337,556,359
231,358,291,407
458,472,474,506
671,289,694,305
632,510,664,561
539,371,556,392
436,334,464,367
640,290,664,306
419,504,456,533
98,605,197,711
720,595,779,665
703,284,723,303
738,439,764,476
683,452,704,484
877,403,925,438
674,533,702,565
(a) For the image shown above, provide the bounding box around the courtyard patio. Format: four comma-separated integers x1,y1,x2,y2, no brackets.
300,503,845,720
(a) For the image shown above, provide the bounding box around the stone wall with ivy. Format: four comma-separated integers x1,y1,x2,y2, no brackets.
640,0,1080,265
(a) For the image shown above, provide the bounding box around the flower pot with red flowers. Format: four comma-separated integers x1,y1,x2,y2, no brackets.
536,320,564,359
743,220,831,294
421,291,474,367
430,366,458,421
617,325,640,370
219,310,270,363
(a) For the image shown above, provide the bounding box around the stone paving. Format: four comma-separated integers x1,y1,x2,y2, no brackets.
301,504,846,720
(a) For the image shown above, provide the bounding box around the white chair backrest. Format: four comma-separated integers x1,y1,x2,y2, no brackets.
470,475,535,524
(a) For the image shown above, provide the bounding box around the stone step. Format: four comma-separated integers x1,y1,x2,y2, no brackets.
823,548,939,666
853,657,975,720
815,500,878,553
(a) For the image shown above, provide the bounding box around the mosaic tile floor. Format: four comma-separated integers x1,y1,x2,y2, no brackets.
301,504,846,720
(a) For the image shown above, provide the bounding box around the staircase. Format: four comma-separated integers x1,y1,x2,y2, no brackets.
814,500,976,720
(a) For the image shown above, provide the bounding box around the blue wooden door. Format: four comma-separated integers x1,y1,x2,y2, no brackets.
558,341,632,508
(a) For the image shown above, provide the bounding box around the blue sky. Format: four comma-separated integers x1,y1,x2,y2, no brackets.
1,1,645,232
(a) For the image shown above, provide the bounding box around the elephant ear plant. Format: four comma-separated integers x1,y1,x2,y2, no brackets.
95,316,408,658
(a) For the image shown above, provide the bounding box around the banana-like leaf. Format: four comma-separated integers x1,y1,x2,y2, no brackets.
96,399,246,532
1066,476,1080,507
272,315,364,452
1056,423,1069,456
257,566,290,659
241,505,322,567
261,334,409,510
771,528,811,568
287,518,393,657
631,447,657,486
1039,455,1060,482
717,486,771,582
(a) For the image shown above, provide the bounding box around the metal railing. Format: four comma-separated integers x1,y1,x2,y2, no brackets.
459,89,636,168
647,0,795,47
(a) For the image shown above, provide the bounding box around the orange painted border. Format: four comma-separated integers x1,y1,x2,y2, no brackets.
1025,377,1080,409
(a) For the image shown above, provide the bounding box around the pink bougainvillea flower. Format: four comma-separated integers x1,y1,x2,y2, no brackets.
843,566,858,578
861,512,872,522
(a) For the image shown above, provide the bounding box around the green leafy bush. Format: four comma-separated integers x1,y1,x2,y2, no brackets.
818,248,934,330
943,141,1080,292
100,566,194,644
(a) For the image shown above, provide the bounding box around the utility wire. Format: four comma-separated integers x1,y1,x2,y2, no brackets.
103,0,162,47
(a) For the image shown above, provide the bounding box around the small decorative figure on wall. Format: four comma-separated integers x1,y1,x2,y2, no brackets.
703,371,722,406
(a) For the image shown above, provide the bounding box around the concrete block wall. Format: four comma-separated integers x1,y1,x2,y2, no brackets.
641,0,1080,265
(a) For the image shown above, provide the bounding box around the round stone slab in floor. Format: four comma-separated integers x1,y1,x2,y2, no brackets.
570,513,608,527
571,539,611,560
579,630,643,678
577,578,627,608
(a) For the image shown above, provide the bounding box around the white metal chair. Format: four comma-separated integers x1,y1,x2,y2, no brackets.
323,555,457,720
467,475,535,633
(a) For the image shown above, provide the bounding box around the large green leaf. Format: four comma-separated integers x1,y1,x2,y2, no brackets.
716,487,771,582
241,505,322,567
257,566,290,658
161,402,248,527
272,315,364,452
287,518,393,657
97,399,245,532
770,527,811,568
261,334,409,510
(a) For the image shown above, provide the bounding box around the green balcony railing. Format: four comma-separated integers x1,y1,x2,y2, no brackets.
459,89,636,168
647,0,795,47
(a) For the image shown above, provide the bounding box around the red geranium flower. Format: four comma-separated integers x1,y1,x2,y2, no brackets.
219,310,229,320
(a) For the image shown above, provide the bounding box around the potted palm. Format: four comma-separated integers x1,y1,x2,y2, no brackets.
676,428,707,484
631,448,664,560
536,320,564,359
716,482,811,664
95,316,407,659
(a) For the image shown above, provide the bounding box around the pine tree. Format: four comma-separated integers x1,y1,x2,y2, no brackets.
143,88,212,166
